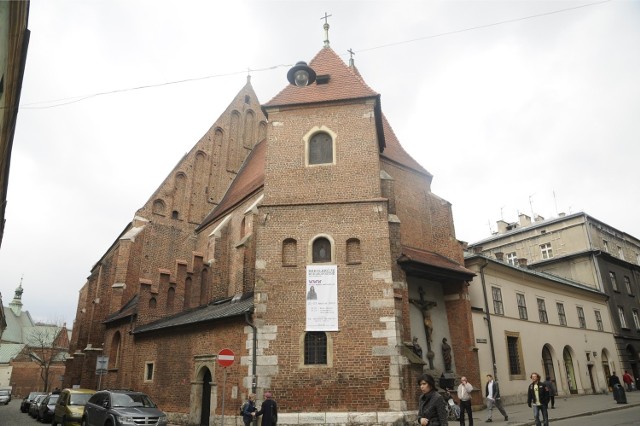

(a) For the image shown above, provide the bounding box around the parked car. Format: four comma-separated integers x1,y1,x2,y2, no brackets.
0,389,11,404
38,393,60,422
81,389,168,426
29,394,47,418
20,391,46,412
52,388,96,426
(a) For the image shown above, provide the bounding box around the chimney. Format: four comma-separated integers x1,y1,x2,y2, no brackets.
558,212,566,217
496,220,508,234
495,252,504,261
518,258,528,267
473,246,483,254
534,214,545,222
519,213,532,227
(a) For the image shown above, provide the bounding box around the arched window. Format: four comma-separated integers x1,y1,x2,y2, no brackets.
282,238,297,266
346,238,362,264
109,332,121,368
152,199,165,215
149,297,157,309
184,277,192,309
312,237,332,263
304,332,327,365
308,132,333,165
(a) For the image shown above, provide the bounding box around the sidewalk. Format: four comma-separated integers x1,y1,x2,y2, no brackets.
479,389,640,425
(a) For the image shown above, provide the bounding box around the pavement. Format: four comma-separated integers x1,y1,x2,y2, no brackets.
477,389,640,425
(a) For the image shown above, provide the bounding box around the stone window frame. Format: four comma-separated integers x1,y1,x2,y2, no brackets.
537,298,548,323
308,234,336,264
516,293,528,320
299,331,333,368
144,361,155,382
632,309,640,330
303,125,337,167
618,306,628,329
506,252,518,266
557,302,567,326
505,331,525,380
594,309,604,331
491,286,504,316
576,306,586,329
540,242,553,259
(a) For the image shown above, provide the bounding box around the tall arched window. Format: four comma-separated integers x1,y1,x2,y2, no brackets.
308,132,333,165
110,332,121,369
312,237,332,263
304,332,327,365
346,238,362,264
282,238,297,266
167,287,175,309
149,297,157,309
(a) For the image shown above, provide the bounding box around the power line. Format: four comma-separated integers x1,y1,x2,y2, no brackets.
18,0,611,110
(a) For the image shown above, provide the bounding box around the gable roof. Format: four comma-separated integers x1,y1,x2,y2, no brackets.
265,47,378,108
379,114,431,176
398,245,475,280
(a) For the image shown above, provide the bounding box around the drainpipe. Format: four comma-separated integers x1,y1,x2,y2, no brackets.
244,310,257,394
479,259,498,380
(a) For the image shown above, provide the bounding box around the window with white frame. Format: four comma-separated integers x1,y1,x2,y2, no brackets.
540,243,553,259
516,293,528,320
537,298,548,323
308,131,334,165
594,310,604,331
610,272,619,291
492,287,504,315
557,303,567,326
619,306,628,329
633,310,640,330
144,362,155,382
624,276,633,295
577,306,586,328
507,252,518,266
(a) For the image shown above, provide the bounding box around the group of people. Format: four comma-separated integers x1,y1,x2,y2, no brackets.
417,372,557,426
241,392,278,426
609,370,636,392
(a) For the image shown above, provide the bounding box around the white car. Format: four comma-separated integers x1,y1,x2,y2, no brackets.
0,389,11,405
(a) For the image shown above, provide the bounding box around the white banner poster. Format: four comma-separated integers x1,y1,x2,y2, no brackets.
306,264,338,331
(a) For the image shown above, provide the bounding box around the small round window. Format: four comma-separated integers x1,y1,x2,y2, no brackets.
308,132,333,165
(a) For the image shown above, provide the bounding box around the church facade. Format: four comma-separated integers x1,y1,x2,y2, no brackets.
64,46,478,425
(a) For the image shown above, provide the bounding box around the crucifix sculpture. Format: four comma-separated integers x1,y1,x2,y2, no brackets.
409,286,437,369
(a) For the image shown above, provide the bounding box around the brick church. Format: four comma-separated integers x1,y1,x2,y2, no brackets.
64,41,479,425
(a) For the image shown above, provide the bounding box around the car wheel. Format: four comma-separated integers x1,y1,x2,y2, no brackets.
81,417,88,426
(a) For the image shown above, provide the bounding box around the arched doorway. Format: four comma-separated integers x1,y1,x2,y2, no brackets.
602,350,612,390
542,345,557,386
201,368,212,426
563,346,578,394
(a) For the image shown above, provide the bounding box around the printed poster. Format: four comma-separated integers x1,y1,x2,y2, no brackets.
306,264,338,331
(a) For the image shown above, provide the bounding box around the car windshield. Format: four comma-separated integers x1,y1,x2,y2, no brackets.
48,395,60,405
112,393,156,408
0,391,9,395
69,394,93,405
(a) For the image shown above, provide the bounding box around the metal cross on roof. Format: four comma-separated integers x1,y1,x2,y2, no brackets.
321,12,332,47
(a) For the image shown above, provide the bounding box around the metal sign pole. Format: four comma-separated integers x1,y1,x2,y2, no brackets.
220,368,227,426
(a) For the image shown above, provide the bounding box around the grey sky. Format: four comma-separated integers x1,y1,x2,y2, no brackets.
1,0,638,327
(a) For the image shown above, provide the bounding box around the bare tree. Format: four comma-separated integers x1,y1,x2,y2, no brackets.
24,323,69,392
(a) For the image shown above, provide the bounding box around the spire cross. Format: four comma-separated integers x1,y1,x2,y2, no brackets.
321,12,332,47
348,48,355,59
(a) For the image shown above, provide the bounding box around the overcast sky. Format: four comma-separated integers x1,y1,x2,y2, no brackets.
1,0,638,327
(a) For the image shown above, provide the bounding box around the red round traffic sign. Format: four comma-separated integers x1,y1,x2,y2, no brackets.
217,348,235,367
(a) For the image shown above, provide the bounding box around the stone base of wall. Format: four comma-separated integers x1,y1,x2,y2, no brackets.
167,411,416,426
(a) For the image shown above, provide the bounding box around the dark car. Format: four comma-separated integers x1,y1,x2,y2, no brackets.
20,391,46,412
81,390,168,426
37,393,60,422
29,394,47,418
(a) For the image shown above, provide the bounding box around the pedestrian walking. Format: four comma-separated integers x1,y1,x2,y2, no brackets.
484,374,507,422
241,393,257,426
252,391,278,426
623,371,633,392
527,372,550,426
417,373,449,426
543,376,556,409
609,372,621,388
457,376,473,425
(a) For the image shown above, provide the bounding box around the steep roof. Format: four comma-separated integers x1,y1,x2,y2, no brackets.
379,114,431,176
196,139,266,232
265,47,378,107
398,245,475,280
1,304,34,344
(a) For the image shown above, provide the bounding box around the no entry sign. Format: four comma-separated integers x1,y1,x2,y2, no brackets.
217,348,235,367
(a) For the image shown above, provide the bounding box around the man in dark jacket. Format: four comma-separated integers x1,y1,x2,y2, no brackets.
527,373,550,426
253,391,278,426
485,374,508,422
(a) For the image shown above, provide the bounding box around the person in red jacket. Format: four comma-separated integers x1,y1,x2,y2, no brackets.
623,371,634,392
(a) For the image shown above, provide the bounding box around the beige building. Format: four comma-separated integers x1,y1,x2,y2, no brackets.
466,252,618,404
468,212,640,391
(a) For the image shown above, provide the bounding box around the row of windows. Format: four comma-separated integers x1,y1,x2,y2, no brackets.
282,236,361,266
504,242,554,266
618,306,640,331
609,271,635,295
602,238,640,265
492,286,605,331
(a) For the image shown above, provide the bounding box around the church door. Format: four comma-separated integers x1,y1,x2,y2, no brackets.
200,368,212,426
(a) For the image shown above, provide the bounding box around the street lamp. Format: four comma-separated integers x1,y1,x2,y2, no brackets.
287,61,316,87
